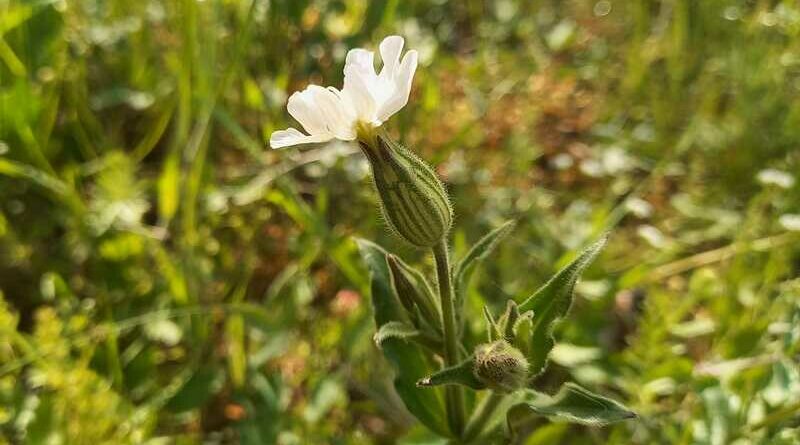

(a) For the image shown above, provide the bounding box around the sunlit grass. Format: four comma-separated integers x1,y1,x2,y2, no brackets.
0,0,799,443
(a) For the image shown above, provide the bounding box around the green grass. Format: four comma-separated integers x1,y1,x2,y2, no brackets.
1,0,799,443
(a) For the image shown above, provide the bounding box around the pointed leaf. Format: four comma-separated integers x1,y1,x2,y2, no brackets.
374,321,421,347
166,367,224,413
507,383,636,433
454,221,516,311
518,235,608,376
157,151,180,222
357,239,448,436
387,254,442,332
417,356,486,391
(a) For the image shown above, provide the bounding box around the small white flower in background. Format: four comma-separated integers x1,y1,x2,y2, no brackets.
270,35,418,149
637,224,667,248
780,214,800,231
625,197,653,218
756,168,795,189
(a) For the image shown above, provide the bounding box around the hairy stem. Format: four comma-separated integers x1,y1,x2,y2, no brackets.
433,240,466,437
463,392,505,441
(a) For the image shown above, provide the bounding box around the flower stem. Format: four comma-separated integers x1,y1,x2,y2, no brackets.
433,240,466,437
727,398,800,442
748,399,800,433
463,392,505,441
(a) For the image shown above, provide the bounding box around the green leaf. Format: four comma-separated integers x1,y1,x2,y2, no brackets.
226,279,250,389
303,378,346,423
374,321,421,347
507,383,636,432
359,0,400,37
417,356,486,391
0,158,70,197
454,221,516,313
516,422,569,445
387,254,442,333
0,2,34,35
157,151,180,223
166,367,223,413
356,239,449,436
270,184,368,292
518,235,608,377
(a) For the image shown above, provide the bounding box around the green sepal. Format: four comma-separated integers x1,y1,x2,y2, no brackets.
484,301,534,353
483,306,500,342
417,356,487,391
357,239,449,436
510,310,534,356
506,383,636,436
518,235,608,377
498,300,520,343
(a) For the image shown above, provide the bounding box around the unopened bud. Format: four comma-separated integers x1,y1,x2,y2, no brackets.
387,254,441,331
473,340,529,393
359,132,452,248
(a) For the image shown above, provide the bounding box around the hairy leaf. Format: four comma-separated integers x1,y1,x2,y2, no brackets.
518,235,608,377
454,221,516,314
417,356,486,391
387,254,442,333
357,239,448,436
374,321,421,347
507,383,636,433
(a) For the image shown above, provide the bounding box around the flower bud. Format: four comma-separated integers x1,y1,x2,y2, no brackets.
473,340,529,393
359,132,452,248
387,254,441,332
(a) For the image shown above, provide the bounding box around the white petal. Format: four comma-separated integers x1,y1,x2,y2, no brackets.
378,36,404,82
343,64,378,123
345,48,375,74
269,128,331,149
287,88,328,136
327,86,358,125
376,49,418,122
308,85,356,140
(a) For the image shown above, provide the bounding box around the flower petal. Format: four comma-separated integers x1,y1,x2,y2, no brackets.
343,64,378,123
376,49,418,122
287,88,328,136
308,85,357,140
327,86,359,124
345,48,376,74
378,36,404,82
269,128,331,149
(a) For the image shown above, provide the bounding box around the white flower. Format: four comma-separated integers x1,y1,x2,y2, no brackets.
270,36,418,149
756,168,795,189
780,214,800,231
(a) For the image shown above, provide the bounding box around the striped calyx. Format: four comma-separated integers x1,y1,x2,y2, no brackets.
359,132,452,248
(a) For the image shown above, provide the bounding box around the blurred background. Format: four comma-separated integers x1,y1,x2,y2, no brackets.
1,0,799,443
